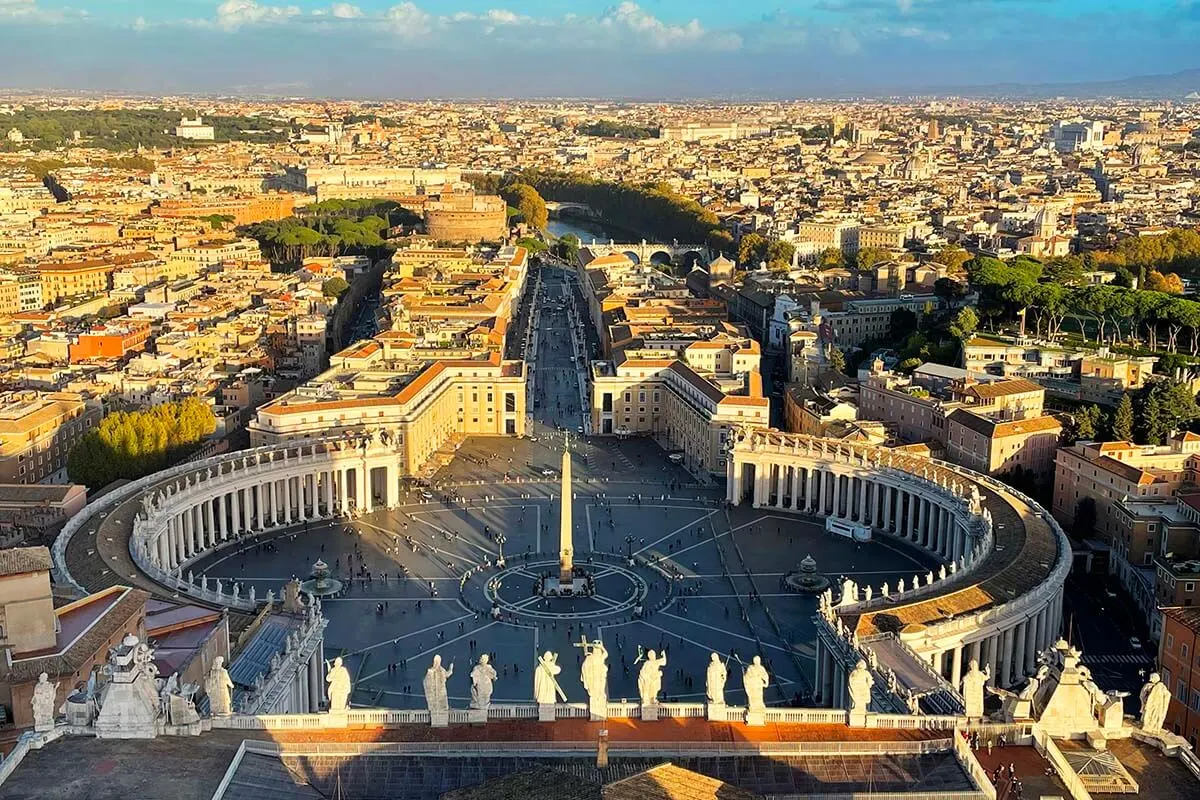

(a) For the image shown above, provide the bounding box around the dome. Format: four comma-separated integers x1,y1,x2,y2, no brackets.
853,150,890,166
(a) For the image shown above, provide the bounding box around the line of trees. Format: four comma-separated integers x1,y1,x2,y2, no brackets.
469,169,732,253
576,120,659,140
67,398,217,489
241,200,418,265
1063,380,1200,447
0,109,286,151
966,254,1200,355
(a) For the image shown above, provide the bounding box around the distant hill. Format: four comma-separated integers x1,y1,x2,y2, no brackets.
935,68,1200,100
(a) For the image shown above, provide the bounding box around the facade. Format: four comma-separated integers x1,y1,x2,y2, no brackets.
174,116,215,140
796,220,860,256
150,195,296,227
590,358,769,475
68,320,153,363
250,354,527,477
1158,606,1200,747
945,410,1062,481
0,391,103,484
658,122,768,142
1052,119,1105,152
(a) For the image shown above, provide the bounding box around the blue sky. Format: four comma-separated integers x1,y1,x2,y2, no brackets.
1,1,1199,97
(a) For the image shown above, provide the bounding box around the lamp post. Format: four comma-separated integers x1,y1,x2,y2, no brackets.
625,534,635,564
496,533,507,568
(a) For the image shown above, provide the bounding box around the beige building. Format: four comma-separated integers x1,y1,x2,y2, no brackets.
0,391,103,484
250,354,526,476
423,193,507,243
945,410,1062,480
591,356,769,476
1052,436,1200,542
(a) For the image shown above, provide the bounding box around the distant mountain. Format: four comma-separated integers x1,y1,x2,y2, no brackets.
936,68,1200,100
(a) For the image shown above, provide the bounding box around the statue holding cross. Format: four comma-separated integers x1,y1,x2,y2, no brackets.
576,635,608,718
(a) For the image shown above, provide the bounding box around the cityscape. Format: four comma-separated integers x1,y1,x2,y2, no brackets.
2,2,1200,798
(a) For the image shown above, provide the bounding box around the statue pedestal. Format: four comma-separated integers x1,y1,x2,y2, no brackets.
745,709,765,727
430,710,449,728
848,710,869,728
538,703,556,722
641,704,659,722
325,711,349,728
589,699,608,721
467,708,488,724
707,702,726,722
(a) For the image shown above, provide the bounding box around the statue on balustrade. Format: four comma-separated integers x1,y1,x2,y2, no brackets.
637,649,667,706
470,654,497,710
960,659,989,719
706,653,727,705
742,656,769,713
31,673,58,732
326,656,353,712
534,651,564,704
205,657,234,717
423,655,453,712
848,660,874,714
1139,672,1171,735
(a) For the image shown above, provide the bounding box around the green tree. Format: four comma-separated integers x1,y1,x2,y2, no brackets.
890,307,919,340
500,183,548,230
1112,393,1135,442
930,247,971,273
556,233,581,262
766,240,796,266
949,307,979,341
737,233,767,266
856,247,892,270
818,247,846,269
322,276,350,298
516,236,548,253
827,346,846,375
1135,379,1200,445
707,229,734,255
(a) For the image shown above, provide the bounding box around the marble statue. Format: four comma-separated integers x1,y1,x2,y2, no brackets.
742,656,770,713
534,651,563,704
1139,673,1171,734
863,586,873,602
423,655,454,712
580,640,609,709
326,656,353,712
881,582,889,597
960,659,989,719
31,672,57,732
706,653,727,705
637,649,667,706
840,577,858,605
205,657,234,717
848,660,874,714
469,654,497,710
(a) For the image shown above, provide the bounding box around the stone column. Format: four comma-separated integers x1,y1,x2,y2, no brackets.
311,472,321,517
951,645,963,689
256,483,266,529
206,499,217,547
815,640,825,703
791,467,802,510
807,469,818,512
308,652,321,712
916,499,927,547
773,464,784,508
283,478,294,524
832,474,842,518
181,509,193,558
858,478,869,524
1000,627,1015,687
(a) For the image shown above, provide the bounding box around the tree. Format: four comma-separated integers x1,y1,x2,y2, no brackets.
500,183,548,230
827,346,846,375
515,236,548,253
1144,270,1185,294
856,247,892,270
1135,379,1200,445
949,307,979,342
1043,255,1087,287
766,240,796,266
322,276,349,299
897,356,923,372
930,247,971,273
818,247,846,269
1112,393,1135,442
1072,498,1097,540
890,307,919,340
737,233,767,266
556,233,580,262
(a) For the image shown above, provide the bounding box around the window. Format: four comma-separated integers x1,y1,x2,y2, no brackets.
1188,583,1197,593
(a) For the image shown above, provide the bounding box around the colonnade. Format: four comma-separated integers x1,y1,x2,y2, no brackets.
148,457,407,576
742,461,971,564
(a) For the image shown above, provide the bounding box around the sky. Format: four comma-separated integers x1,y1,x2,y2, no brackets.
1,1,1200,98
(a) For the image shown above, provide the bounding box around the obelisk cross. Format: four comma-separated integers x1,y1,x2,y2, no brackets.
559,434,574,582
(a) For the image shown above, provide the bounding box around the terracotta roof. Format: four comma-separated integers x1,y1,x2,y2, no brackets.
962,378,1042,399
1162,605,1200,634
0,546,53,577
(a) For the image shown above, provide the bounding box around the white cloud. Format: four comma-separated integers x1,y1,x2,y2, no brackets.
132,15,147,31
0,0,80,23
384,2,432,39
215,1,301,30
330,2,362,19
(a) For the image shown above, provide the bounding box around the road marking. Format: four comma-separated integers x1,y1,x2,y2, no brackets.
358,621,500,682
339,612,475,659
634,509,720,556
656,611,794,655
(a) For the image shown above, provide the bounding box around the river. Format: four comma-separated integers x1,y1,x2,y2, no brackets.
546,217,634,244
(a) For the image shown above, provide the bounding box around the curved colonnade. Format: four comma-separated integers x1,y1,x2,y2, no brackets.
726,430,1071,711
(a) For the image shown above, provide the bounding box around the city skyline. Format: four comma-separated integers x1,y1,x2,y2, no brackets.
1,1,1199,97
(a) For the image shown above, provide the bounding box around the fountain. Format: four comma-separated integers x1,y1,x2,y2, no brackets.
298,559,343,598
782,554,831,594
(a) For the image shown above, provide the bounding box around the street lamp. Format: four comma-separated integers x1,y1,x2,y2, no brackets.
496,533,508,568
625,534,635,563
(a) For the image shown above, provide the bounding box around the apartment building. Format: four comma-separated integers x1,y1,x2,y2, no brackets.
249,353,526,476
68,320,153,363
0,391,103,484
796,219,860,256
945,410,1062,480
1157,606,1200,748
1052,435,1200,541
590,355,768,476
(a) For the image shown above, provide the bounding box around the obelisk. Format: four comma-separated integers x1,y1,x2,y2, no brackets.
559,445,574,582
